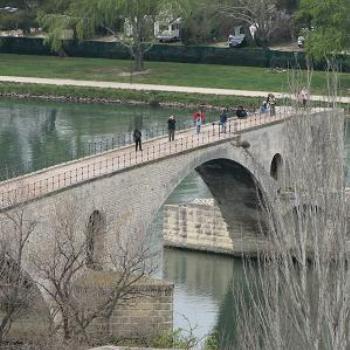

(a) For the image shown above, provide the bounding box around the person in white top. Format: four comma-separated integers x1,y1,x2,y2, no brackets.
298,87,310,107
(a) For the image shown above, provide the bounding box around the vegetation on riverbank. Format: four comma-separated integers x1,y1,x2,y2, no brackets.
0,54,350,96
0,82,262,109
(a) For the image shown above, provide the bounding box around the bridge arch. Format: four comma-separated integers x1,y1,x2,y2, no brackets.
270,153,283,181
86,209,105,269
96,143,280,246
194,158,266,236
0,130,282,275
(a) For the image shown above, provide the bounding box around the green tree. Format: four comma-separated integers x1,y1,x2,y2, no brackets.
0,0,45,32
298,0,350,60
38,0,191,71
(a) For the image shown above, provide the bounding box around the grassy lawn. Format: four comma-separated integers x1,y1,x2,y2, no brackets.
0,54,350,96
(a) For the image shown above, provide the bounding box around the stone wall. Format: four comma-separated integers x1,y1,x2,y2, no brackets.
163,199,234,254
163,198,271,256
76,271,174,339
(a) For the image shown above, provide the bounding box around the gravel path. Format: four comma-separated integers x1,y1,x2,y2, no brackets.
0,76,349,104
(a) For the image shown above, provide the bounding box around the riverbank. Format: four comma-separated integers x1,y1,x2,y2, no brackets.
0,82,262,110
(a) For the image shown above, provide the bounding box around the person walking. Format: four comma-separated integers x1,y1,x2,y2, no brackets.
133,128,142,151
167,115,176,141
267,93,276,116
195,114,202,134
298,87,310,107
219,108,228,133
193,108,205,124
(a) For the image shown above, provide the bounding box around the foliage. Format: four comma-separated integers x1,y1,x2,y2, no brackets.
180,0,223,45
204,331,220,350
0,0,46,32
150,328,198,349
0,202,37,343
37,0,192,70
298,0,350,59
0,81,265,110
30,198,158,342
234,71,350,349
218,0,294,46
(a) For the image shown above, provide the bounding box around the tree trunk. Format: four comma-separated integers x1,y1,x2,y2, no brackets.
62,308,71,340
133,43,144,71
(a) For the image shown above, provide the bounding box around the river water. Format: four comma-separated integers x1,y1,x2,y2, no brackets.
0,99,349,342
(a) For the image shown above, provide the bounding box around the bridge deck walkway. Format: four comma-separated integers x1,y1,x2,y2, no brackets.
0,108,297,209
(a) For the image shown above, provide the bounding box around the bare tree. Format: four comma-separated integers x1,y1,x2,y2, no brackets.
31,199,158,343
218,0,293,46
0,202,37,344
229,70,350,350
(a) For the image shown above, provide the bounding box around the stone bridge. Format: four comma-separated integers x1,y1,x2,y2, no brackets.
0,107,337,281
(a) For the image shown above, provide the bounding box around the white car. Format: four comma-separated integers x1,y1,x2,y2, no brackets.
297,36,305,48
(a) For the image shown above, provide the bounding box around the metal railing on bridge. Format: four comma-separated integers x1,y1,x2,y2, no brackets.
0,109,299,209
0,121,212,181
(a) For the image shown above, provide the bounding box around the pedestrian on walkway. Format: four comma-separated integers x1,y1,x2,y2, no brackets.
236,106,248,118
193,108,205,124
260,100,269,114
195,113,202,134
267,93,276,116
298,87,310,107
219,108,228,133
133,128,142,151
167,115,176,141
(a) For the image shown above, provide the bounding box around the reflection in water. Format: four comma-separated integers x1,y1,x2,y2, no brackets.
163,248,234,339
0,99,219,179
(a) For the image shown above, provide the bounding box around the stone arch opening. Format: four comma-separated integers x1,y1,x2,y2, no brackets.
193,158,267,238
86,210,105,269
270,153,283,181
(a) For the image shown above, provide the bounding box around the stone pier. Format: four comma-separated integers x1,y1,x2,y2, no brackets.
163,199,270,256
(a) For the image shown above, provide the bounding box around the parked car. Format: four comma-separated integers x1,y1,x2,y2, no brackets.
228,34,246,48
227,25,246,48
297,35,305,48
155,18,181,43
157,33,180,43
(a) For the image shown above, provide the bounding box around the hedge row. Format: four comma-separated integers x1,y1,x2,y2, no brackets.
0,37,349,72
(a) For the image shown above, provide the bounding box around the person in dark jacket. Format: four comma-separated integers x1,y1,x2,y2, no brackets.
219,108,228,133
236,106,248,119
167,115,176,141
133,128,142,151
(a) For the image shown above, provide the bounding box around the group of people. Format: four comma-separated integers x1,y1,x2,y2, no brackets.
132,113,179,152
260,93,276,115
259,88,310,115
132,88,311,151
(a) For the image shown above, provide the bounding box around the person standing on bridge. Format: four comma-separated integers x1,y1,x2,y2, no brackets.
298,87,310,107
267,93,276,116
219,108,228,133
195,113,202,134
167,115,176,141
236,106,248,118
133,128,142,151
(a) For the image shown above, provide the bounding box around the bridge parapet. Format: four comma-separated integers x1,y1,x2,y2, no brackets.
0,108,296,210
